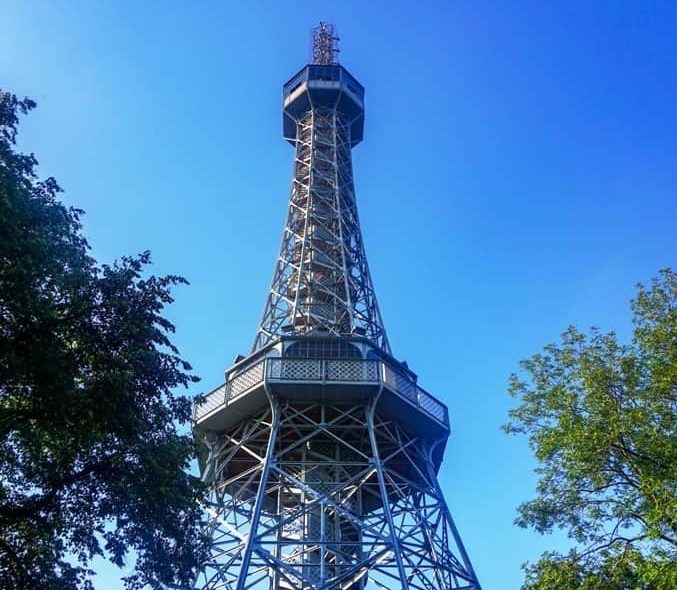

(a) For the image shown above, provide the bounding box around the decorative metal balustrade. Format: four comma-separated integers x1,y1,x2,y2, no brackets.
194,383,227,418
194,356,449,427
267,357,380,382
226,359,265,399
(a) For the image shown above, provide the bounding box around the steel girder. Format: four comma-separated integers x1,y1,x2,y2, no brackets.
253,107,390,354
196,398,481,590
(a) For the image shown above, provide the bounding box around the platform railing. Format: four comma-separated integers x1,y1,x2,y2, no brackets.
194,383,227,420
416,386,448,425
226,359,265,400
267,358,380,382
194,356,448,427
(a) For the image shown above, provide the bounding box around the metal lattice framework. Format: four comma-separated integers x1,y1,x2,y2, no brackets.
253,107,389,353
195,23,482,590
311,22,340,65
197,399,480,590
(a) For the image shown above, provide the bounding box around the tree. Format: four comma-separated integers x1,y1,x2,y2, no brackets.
505,269,677,589
0,91,206,589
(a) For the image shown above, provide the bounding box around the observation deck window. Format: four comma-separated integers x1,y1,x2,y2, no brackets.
285,339,361,359
308,66,341,82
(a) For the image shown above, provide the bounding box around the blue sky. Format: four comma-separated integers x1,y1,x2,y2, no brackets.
2,1,676,589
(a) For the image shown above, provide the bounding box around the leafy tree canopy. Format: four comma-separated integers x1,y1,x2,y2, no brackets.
506,269,677,589
0,91,206,589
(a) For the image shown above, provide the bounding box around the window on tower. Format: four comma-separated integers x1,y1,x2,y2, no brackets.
284,339,362,359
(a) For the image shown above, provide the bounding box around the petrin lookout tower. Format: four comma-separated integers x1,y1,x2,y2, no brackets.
193,23,482,590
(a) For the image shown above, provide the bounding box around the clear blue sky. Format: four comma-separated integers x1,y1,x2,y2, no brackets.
3,1,676,589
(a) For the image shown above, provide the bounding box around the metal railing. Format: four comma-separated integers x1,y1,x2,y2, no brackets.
194,383,227,420
194,356,448,427
416,386,448,424
227,360,265,400
267,358,379,382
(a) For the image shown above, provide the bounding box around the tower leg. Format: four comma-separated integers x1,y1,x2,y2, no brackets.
236,397,281,590
366,396,410,590
197,400,481,590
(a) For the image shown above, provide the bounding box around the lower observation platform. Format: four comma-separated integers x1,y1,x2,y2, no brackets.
193,337,450,468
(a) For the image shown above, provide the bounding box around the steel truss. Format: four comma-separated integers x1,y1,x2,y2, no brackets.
253,107,390,354
197,398,480,590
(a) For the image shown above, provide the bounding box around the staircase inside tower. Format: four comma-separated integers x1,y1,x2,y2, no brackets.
286,109,356,336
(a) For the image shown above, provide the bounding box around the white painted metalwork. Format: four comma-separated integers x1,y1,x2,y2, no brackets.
229,361,266,399
195,384,227,421
196,401,480,590
194,23,481,590
253,103,389,353
193,354,449,430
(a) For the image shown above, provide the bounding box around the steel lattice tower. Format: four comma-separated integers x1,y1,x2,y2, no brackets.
194,23,482,590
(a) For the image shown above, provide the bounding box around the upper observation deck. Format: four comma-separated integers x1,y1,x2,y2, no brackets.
283,65,365,146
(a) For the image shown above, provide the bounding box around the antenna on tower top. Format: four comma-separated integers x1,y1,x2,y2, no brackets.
311,22,340,65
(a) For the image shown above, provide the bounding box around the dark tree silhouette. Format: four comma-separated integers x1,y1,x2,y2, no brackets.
0,91,206,590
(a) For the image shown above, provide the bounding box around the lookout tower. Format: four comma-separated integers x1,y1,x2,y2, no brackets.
193,23,482,590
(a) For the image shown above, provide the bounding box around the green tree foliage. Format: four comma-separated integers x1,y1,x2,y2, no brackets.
0,91,206,589
506,270,677,588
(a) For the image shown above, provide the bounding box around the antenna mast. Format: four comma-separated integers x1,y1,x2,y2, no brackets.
311,21,340,65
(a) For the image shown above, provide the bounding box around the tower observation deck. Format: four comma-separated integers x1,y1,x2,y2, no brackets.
194,23,482,590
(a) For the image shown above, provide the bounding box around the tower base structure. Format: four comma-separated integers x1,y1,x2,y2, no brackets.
194,338,481,590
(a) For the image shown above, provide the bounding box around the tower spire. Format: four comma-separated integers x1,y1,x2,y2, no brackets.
311,22,340,65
